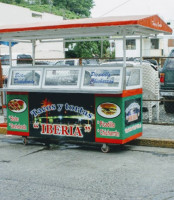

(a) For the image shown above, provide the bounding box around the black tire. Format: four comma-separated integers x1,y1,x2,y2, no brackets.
164,98,174,113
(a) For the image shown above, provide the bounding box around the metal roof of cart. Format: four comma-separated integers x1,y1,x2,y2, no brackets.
0,14,172,41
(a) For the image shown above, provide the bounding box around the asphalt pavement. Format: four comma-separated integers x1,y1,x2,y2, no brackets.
1,134,174,200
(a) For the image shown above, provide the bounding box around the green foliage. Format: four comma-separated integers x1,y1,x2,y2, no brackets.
17,4,78,19
0,0,113,59
53,0,94,17
0,0,94,18
66,40,111,58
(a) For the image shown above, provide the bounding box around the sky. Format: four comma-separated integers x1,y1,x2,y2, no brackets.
91,0,174,21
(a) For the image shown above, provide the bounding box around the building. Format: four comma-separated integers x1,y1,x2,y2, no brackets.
0,3,64,59
113,20,174,60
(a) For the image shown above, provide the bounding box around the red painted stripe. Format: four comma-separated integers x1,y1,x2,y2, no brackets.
122,132,142,144
95,89,142,98
7,92,29,95
2,105,6,108
0,20,138,33
95,132,142,144
7,130,29,136
0,16,172,34
120,88,143,97
0,123,7,128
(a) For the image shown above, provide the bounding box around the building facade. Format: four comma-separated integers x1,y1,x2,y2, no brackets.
113,21,174,59
0,3,64,60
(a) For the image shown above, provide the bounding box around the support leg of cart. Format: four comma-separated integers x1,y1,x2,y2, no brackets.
22,136,28,145
101,143,110,153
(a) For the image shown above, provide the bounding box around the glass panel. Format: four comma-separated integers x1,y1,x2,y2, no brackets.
126,68,140,87
151,39,159,49
44,69,80,87
82,68,121,88
126,39,136,50
10,70,41,86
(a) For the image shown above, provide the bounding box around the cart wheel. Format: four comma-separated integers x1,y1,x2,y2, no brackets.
101,144,110,153
22,137,28,145
44,142,50,148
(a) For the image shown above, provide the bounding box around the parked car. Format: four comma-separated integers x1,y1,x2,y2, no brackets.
82,59,99,66
0,54,32,66
55,59,79,66
0,54,33,83
160,49,174,113
0,55,10,65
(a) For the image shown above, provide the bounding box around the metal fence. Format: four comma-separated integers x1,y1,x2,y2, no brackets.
143,99,174,125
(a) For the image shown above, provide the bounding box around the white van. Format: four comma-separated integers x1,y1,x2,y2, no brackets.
55,59,79,66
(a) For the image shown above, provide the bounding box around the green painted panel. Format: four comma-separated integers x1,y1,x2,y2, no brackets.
95,96,124,140
7,94,29,132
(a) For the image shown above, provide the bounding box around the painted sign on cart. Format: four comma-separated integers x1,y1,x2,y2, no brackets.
95,97,123,139
7,93,29,135
29,93,95,141
124,97,142,135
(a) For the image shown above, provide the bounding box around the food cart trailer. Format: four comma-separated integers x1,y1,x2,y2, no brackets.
0,15,172,152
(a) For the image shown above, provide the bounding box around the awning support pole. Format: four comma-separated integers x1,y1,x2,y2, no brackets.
32,40,36,66
122,29,127,90
9,41,12,67
140,35,142,64
123,30,126,68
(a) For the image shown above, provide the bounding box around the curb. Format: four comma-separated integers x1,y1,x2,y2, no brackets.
0,123,7,135
129,138,174,148
0,127,7,134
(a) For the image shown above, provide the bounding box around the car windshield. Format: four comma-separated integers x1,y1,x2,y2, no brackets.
17,54,32,64
65,60,75,66
0,55,10,65
164,50,174,69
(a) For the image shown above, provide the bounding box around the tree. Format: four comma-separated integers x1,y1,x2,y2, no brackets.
66,40,110,58
0,0,94,18
53,0,94,17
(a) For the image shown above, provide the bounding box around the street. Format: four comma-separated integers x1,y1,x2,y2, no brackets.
0,135,174,200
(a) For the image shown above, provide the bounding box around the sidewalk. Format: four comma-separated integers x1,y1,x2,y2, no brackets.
1,123,174,148
129,124,174,148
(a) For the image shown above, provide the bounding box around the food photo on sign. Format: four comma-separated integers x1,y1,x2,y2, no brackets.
97,102,121,118
125,98,141,126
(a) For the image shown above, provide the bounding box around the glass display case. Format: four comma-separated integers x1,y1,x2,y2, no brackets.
126,67,142,90
6,65,142,93
81,67,123,91
43,68,81,89
8,68,43,89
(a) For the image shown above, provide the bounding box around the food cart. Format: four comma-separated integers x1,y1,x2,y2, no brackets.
0,15,172,152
